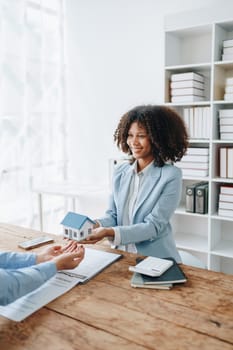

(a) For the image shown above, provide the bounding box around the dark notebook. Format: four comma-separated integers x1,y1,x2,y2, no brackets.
139,257,187,285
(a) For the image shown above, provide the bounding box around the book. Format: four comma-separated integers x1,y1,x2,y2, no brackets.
224,93,233,101
219,193,233,202
220,147,227,178
171,72,204,83
222,54,233,61
219,201,233,210
219,117,233,125
225,77,233,86
181,168,209,177
171,95,205,103
221,186,233,195
220,133,233,140
130,273,173,290
171,87,204,97
223,46,233,54
220,125,233,132
181,154,209,162
225,86,233,94
170,80,204,89
176,161,208,170
219,109,233,117
186,147,209,155
223,39,233,48
218,208,233,218
134,258,187,285
227,148,233,178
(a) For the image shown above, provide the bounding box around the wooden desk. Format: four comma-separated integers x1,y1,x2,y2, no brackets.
0,223,233,350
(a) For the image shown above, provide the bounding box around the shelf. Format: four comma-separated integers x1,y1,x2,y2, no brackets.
211,240,233,258
211,213,233,222
164,101,211,107
175,207,209,217
165,63,211,71
212,177,233,183
165,18,233,274
175,232,208,253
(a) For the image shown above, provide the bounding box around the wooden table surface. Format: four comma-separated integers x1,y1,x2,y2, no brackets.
0,223,233,350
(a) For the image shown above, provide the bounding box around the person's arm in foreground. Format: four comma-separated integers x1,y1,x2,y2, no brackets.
0,243,84,306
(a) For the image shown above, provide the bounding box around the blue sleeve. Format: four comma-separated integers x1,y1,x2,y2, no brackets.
0,261,57,306
0,251,37,269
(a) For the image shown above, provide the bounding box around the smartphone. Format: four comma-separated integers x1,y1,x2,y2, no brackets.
18,236,54,250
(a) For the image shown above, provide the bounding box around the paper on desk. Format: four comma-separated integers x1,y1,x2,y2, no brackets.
0,248,121,322
0,272,80,322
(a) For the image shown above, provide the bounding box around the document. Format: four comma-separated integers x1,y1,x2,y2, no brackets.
0,248,122,322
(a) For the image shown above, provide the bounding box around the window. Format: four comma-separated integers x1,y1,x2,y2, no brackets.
0,0,67,230
64,228,68,236
80,231,84,238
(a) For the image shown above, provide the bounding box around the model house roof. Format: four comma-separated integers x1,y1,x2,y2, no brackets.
61,212,95,229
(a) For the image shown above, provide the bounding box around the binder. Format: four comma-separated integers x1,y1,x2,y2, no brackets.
185,184,196,212
195,183,208,214
185,182,208,214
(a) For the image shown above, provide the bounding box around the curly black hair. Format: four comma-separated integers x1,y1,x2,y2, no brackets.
114,105,189,167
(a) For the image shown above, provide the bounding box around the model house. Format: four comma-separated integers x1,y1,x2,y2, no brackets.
61,212,95,241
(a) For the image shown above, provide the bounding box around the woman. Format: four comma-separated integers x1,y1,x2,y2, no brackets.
84,105,188,262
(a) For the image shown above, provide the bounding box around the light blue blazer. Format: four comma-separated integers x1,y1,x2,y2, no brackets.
99,162,182,263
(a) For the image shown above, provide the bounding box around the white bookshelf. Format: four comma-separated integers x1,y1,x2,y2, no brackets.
164,18,233,274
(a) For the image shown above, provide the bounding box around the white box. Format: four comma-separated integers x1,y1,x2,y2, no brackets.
171,72,204,83
224,93,233,101
223,39,233,48
170,80,204,89
220,125,233,132
222,53,233,61
219,117,233,125
220,132,233,140
171,95,205,103
171,87,204,97
225,77,233,86
219,109,233,117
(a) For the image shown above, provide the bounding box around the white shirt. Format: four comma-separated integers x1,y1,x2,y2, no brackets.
112,160,155,253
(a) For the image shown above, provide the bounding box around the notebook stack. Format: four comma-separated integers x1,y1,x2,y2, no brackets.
219,109,233,140
224,77,233,101
170,72,205,103
176,147,209,177
130,257,187,290
222,39,233,61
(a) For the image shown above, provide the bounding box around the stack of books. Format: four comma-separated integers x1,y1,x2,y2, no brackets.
129,257,187,290
218,185,233,218
170,72,205,103
224,77,233,101
219,109,233,140
222,39,233,61
219,147,233,178
183,106,211,139
176,147,209,177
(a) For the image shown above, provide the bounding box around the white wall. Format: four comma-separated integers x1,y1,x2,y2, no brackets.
65,0,225,188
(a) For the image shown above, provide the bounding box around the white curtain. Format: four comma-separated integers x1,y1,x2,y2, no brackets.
0,0,67,229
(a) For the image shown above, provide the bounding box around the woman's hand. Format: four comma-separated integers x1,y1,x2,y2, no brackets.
81,227,115,244
36,241,80,264
53,245,85,270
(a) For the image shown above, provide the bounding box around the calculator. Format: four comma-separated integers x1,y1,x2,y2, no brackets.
129,256,173,277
